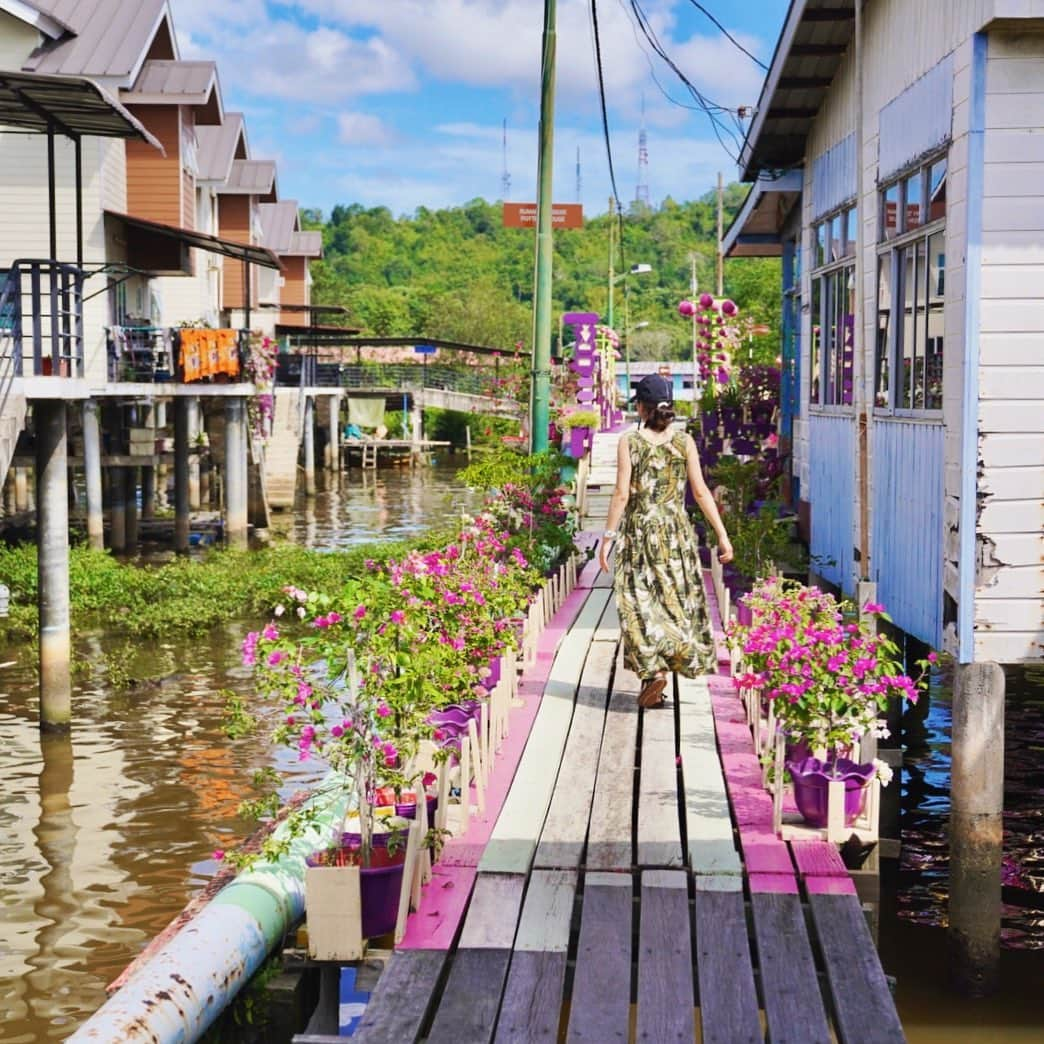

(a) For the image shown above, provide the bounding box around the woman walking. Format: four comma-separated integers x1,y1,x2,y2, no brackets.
598,374,733,708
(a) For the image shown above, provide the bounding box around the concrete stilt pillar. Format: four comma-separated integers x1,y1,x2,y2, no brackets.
124,467,139,550
4,471,15,514
154,401,169,511
200,458,211,509
303,395,316,497
327,395,340,472
224,397,249,549
35,400,71,731
187,397,201,509
141,466,155,521
174,397,190,554
949,661,1005,996
108,469,126,551
14,466,29,511
82,399,104,550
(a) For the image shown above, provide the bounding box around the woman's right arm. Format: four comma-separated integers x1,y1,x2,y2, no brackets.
598,435,632,572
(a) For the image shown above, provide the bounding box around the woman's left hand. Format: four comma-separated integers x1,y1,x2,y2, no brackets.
598,537,613,572
717,536,734,564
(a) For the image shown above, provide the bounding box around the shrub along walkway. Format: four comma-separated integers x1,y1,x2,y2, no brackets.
345,555,904,1044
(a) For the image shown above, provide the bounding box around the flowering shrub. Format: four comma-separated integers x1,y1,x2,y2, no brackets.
245,333,279,442
727,577,934,760
224,463,574,868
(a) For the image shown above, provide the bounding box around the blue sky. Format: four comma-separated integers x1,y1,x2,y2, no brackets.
172,0,789,218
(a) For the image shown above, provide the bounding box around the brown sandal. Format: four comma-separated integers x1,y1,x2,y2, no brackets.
638,676,667,708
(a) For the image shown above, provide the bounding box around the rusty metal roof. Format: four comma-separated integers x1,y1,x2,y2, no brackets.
739,0,855,180
196,112,248,183
218,158,277,200
0,68,162,145
24,1,171,81
121,59,222,124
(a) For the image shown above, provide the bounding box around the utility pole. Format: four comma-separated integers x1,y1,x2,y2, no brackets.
607,195,616,331
530,0,557,454
716,171,724,297
690,253,699,407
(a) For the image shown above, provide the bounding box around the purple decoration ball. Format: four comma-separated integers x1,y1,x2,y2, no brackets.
698,292,714,310
678,299,696,317
721,299,738,316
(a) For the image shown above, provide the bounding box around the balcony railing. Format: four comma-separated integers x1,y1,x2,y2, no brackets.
1,259,85,379
107,326,247,383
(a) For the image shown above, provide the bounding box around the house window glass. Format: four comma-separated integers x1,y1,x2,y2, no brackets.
875,255,891,408
810,204,855,407
877,154,946,413
810,277,821,403
815,222,828,268
882,182,900,240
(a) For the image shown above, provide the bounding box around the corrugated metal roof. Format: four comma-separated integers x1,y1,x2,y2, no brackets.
218,158,277,199
196,112,247,183
25,0,170,81
0,68,162,146
739,0,855,180
288,231,322,258
259,200,298,253
1,1,74,36
121,59,222,124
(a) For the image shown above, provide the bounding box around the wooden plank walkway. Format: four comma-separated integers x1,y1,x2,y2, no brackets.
340,550,906,1044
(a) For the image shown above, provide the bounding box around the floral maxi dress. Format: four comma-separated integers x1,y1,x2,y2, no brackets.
613,429,717,680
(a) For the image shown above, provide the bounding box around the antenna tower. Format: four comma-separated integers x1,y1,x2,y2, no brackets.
576,145,582,203
635,95,650,207
501,118,511,199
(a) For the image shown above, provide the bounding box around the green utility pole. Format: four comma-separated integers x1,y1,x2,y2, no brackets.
530,0,556,454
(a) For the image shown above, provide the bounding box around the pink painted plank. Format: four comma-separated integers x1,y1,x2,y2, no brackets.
741,840,795,875
731,790,774,827
749,873,799,894
791,841,850,880
804,876,857,896
400,864,477,950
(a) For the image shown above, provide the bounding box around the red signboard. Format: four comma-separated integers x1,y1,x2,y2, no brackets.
503,202,584,229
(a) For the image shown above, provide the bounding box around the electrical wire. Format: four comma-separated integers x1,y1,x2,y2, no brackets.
590,0,623,209
685,0,768,71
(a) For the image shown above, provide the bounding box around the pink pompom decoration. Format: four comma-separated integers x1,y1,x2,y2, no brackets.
721,299,738,316
699,292,714,310
677,299,696,317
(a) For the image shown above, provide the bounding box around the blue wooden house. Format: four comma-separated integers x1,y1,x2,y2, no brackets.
725,0,1043,666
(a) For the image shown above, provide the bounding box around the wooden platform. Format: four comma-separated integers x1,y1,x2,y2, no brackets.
317,551,905,1044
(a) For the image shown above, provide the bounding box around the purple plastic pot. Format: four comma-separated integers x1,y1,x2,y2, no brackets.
787,756,874,828
735,601,753,627
486,657,501,688
395,793,439,821
306,833,407,938
568,426,590,457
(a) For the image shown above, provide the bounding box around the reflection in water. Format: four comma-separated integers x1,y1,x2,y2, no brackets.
0,458,476,1041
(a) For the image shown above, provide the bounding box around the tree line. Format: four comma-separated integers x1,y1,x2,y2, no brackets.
302,186,781,362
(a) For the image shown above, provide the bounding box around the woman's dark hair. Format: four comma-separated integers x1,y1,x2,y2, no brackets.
643,403,676,432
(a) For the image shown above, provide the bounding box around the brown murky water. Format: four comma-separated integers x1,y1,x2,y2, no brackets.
0,459,1041,1040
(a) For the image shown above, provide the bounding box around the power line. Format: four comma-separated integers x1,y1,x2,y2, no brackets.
590,0,623,208
685,0,768,71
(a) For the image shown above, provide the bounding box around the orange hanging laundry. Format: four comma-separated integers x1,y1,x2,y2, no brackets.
216,330,240,377
180,330,204,382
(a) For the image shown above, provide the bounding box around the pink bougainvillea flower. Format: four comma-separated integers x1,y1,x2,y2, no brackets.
267,650,286,667
327,611,342,625
330,725,344,738
353,605,367,621
262,623,279,641
313,615,330,629
212,849,225,861
376,702,391,718
862,601,886,614
422,772,438,788
389,610,406,625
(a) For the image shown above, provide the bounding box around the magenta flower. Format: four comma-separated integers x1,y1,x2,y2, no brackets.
313,616,330,629
212,849,225,861
327,611,342,625
262,623,279,641
354,605,367,621
376,702,391,718
267,650,286,667
390,610,406,625
331,725,344,738
862,602,886,615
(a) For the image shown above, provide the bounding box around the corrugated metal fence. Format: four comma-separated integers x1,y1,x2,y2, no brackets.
808,413,856,593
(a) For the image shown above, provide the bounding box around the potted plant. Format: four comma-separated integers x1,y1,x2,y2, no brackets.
718,382,745,432
558,408,600,457
728,578,933,827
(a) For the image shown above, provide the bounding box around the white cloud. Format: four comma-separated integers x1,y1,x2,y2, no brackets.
338,112,396,146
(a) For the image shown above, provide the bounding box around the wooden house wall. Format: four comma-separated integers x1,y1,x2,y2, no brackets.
973,30,1044,663
126,105,183,228
808,414,855,592
280,256,308,326
218,194,251,311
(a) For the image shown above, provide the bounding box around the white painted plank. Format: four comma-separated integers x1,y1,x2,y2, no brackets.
513,869,577,953
974,597,1043,630
980,264,1044,299
981,128,1044,165
986,532,1043,567
985,92,1044,132
984,164,1044,198
587,650,640,871
693,874,743,893
979,333,1044,366
637,680,684,869
979,400,1044,432
974,630,1044,663
979,366,1044,400
534,642,614,869
458,872,526,949
987,57,1044,92
981,431,1044,467
979,499,1043,533
479,592,610,874
677,675,742,877
977,566,1043,600
593,596,620,642
980,466,1044,501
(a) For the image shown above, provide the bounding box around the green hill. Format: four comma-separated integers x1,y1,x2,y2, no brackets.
302,186,781,362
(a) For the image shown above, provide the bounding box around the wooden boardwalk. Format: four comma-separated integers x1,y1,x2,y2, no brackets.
341,554,905,1044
